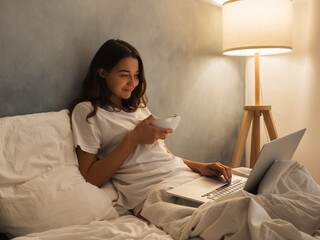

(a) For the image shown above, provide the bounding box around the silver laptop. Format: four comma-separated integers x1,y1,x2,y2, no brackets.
167,128,306,203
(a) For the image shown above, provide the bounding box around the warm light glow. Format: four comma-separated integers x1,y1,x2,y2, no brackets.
214,0,230,6
224,48,292,56
222,0,293,56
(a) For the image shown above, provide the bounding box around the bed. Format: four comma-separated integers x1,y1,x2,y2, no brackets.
0,109,319,240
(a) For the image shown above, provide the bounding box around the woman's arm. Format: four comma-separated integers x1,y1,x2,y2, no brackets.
165,146,232,183
77,115,173,187
76,132,137,187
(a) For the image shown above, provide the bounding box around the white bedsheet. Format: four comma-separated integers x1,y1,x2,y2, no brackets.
12,161,320,240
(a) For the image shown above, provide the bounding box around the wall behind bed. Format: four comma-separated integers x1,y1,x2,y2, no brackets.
0,0,245,166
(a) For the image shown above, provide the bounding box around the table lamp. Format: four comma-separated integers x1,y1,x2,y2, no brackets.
221,0,293,168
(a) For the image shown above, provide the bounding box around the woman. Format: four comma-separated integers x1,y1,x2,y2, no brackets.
71,39,232,225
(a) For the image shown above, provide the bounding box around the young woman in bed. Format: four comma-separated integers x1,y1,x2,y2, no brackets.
70,39,232,235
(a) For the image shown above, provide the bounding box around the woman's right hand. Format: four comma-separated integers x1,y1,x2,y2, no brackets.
128,115,173,146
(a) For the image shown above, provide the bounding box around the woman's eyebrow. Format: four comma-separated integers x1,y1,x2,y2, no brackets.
118,70,139,73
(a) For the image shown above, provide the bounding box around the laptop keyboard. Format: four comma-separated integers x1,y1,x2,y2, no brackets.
201,179,245,200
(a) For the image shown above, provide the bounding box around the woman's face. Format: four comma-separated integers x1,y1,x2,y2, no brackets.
100,57,140,107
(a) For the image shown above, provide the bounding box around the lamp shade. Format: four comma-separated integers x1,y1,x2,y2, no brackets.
222,0,293,56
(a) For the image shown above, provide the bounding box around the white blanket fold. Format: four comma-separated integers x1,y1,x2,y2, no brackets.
177,160,320,240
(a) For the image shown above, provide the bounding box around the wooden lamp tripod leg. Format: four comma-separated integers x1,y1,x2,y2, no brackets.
231,106,278,168
231,110,253,168
262,110,278,140
250,110,261,168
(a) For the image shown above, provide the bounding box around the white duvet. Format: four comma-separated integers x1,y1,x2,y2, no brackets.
13,160,320,240
12,216,174,240
181,160,320,240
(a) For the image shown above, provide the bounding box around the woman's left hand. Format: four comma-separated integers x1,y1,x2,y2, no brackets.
198,162,232,183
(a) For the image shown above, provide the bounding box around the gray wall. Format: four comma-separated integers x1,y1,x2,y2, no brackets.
0,0,245,166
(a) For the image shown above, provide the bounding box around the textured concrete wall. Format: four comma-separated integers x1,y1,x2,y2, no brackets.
0,0,245,166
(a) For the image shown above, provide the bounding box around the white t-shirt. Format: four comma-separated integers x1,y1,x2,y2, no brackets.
71,101,193,211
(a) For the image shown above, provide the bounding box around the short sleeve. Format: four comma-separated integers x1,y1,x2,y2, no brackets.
71,102,102,155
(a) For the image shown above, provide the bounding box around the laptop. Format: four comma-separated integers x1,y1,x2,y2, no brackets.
167,128,306,203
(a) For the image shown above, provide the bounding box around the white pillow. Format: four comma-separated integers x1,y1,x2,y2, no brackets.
0,110,118,237
0,110,75,185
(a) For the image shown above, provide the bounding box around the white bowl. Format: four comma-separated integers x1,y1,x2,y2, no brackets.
151,115,181,130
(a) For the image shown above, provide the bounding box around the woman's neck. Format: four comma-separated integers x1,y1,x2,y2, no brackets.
110,96,123,109
108,100,133,113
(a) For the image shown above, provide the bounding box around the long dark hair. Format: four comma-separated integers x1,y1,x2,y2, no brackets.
71,39,148,119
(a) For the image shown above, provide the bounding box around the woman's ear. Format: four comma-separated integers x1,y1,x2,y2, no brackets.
98,68,108,78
